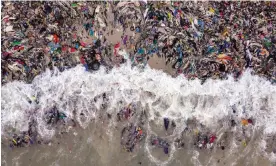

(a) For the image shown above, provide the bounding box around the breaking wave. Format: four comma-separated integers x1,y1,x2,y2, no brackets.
2,60,276,164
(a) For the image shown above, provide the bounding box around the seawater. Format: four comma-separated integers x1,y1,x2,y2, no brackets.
1,60,276,165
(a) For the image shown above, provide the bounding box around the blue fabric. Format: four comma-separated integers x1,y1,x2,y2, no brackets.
223,41,230,48
138,48,145,54
212,16,218,24
89,29,94,36
24,66,29,72
177,45,183,59
198,19,205,30
48,42,60,50
217,44,224,53
207,46,216,54
148,47,158,54
173,9,178,17
84,64,88,71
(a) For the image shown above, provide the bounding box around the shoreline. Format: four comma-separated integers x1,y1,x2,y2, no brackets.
2,113,274,166
1,1,276,166
2,67,276,165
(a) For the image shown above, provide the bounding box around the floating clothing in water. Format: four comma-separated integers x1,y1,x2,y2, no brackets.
164,118,169,131
151,136,170,154
164,146,169,154
121,124,145,152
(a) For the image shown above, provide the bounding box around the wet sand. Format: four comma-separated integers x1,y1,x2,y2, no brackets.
148,54,176,76
2,116,273,166
1,102,274,166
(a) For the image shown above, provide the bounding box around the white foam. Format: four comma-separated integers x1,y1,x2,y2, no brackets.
1,60,276,138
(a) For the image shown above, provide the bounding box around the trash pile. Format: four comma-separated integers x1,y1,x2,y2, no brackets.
2,1,275,84
118,102,147,152
1,2,134,84
121,124,145,152
137,1,276,82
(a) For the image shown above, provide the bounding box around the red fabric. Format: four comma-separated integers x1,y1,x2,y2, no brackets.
14,46,19,50
220,12,224,18
209,135,217,143
16,60,24,65
62,46,67,52
139,130,142,135
114,42,120,56
19,46,24,51
80,41,86,47
70,48,76,53
4,18,9,23
3,52,11,57
114,42,120,49
13,46,24,51
53,34,59,43
80,57,85,64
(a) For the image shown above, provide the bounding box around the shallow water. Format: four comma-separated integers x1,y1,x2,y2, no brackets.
1,61,276,166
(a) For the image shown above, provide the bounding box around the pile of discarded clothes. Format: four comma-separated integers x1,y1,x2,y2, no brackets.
2,1,275,85
136,1,276,82
121,124,145,152
1,2,120,84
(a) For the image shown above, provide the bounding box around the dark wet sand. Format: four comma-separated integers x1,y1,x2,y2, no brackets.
2,116,273,166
